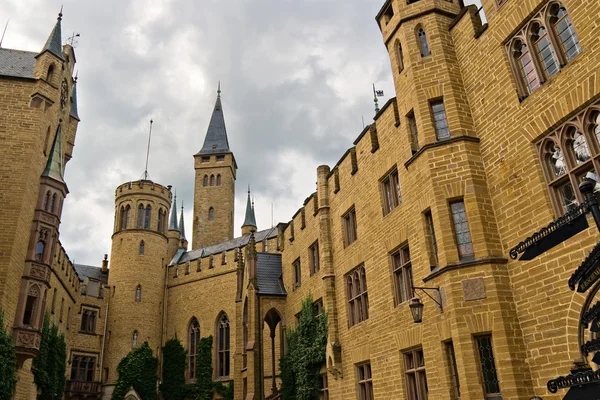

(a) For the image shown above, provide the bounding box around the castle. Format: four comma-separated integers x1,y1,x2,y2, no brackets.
1,0,600,399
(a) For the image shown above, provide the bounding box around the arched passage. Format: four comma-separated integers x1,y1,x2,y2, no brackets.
263,307,285,397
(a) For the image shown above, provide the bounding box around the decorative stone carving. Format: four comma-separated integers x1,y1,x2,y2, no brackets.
28,284,40,297
29,264,50,281
15,330,41,349
462,277,486,301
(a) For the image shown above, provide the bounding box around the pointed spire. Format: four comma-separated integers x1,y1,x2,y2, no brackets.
69,74,80,120
197,83,230,156
41,124,64,183
242,187,257,229
169,192,179,231
36,9,64,60
179,202,186,241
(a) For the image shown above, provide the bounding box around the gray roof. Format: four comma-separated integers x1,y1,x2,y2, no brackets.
197,94,231,155
179,206,186,241
37,14,63,60
69,81,80,120
0,48,36,79
74,264,108,284
256,253,286,296
169,195,178,231
242,190,257,228
41,124,64,183
173,227,278,265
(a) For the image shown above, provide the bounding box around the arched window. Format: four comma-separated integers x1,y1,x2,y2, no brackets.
530,22,559,79
35,241,45,262
395,39,404,72
157,209,164,232
135,285,142,302
216,313,230,377
548,3,581,62
47,64,55,83
417,27,431,57
120,204,131,230
23,285,39,326
567,127,591,166
216,174,222,186
144,205,152,229
545,141,566,178
50,193,57,213
512,39,540,95
43,191,51,210
188,318,200,379
203,175,209,186
119,206,126,230
137,204,144,228
208,207,215,221
132,331,138,348
210,175,215,186
139,240,145,255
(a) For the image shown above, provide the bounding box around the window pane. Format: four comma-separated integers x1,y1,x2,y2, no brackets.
517,45,540,93
556,181,577,212
431,101,450,140
572,130,591,165
554,11,581,61
476,336,501,395
450,201,474,259
535,28,559,77
548,143,566,178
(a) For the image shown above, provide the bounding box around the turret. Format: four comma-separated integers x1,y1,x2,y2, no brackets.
179,203,188,250
241,187,257,236
167,193,181,260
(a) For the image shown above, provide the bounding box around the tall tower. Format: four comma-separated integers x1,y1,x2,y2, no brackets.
103,180,172,394
192,85,237,249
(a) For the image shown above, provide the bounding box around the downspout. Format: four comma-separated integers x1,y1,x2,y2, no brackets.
99,302,109,382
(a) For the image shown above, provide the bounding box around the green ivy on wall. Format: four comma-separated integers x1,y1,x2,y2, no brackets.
0,311,17,400
112,342,159,400
32,314,67,400
280,296,328,400
160,337,187,400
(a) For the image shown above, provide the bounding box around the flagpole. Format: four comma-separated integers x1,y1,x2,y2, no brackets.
373,83,380,114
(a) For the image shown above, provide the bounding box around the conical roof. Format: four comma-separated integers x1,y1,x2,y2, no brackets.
197,86,231,155
41,124,64,183
70,79,80,120
36,12,64,60
169,195,179,231
242,188,257,228
179,205,186,241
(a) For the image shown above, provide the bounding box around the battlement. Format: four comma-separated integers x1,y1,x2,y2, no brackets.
115,180,173,200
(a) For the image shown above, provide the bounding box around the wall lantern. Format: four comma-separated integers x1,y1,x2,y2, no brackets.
409,286,443,324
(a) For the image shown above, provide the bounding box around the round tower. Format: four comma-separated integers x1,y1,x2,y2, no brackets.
103,180,172,394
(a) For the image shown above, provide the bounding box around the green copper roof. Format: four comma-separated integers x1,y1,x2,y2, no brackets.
37,12,64,60
242,188,257,228
41,124,64,183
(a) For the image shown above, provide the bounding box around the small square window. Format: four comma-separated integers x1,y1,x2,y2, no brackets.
202,156,210,163
216,155,225,162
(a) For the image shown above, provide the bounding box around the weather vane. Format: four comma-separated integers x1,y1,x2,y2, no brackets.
67,32,80,48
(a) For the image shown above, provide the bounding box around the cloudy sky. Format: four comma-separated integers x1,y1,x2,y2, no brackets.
1,0,482,266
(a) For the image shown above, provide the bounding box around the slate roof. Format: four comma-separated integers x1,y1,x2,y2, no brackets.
74,264,108,284
0,48,36,79
256,252,286,296
169,196,178,231
197,95,231,155
37,15,63,60
173,227,278,265
70,81,80,120
242,191,257,228
41,124,65,183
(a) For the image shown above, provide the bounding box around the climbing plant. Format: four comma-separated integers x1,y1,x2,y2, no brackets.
195,336,214,400
280,296,328,400
112,342,159,400
33,314,67,400
160,337,187,400
0,311,17,400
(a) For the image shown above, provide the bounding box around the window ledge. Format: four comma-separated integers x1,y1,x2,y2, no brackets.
214,376,231,382
78,331,98,336
404,135,480,169
422,256,508,282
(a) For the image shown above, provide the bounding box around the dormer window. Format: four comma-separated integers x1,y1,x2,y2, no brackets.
202,156,210,163
217,155,225,162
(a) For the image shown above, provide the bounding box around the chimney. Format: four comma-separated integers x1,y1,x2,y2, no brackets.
101,254,109,274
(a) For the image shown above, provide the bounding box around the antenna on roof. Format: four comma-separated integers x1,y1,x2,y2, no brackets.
271,203,274,228
142,119,153,180
67,32,80,48
362,116,365,129
0,19,9,48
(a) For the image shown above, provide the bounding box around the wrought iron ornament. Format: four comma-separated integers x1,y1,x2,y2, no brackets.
569,241,600,291
582,300,600,326
547,368,600,393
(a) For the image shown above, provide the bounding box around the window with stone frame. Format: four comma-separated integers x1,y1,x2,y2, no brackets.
80,308,97,333
404,347,428,400
506,1,581,99
475,335,501,400
391,245,414,306
309,240,320,275
188,318,200,379
450,200,475,261
346,265,369,327
292,258,301,289
216,313,230,377
395,39,404,73
313,298,324,317
445,341,461,400
537,103,600,215
381,168,402,215
356,362,374,400
431,99,450,140
71,354,97,382
137,204,144,228
342,207,358,247
417,26,431,57
424,210,439,270
408,110,419,154
319,371,329,400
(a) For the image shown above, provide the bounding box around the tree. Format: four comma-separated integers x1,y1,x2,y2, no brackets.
33,315,67,400
160,337,187,400
112,342,159,400
280,296,328,400
0,311,17,400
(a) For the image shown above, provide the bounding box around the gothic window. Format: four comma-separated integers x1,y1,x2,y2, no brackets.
80,309,97,333
346,265,369,327
157,209,163,233
43,191,51,210
530,23,559,79
216,174,222,186
144,205,152,229
395,39,404,73
139,240,145,255
71,355,96,382
47,64,55,83
216,313,230,377
123,205,131,230
511,39,540,95
208,207,215,221
135,285,142,302
293,258,301,289
137,204,144,228
417,27,431,57
188,318,200,379
210,175,215,186
50,193,57,213
132,330,138,348
51,288,57,313
119,206,125,230
23,285,39,326
431,100,450,140
548,2,581,62
203,175,209,186
35,241,45,262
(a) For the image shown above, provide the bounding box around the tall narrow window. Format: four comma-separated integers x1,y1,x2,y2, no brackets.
417,27,431,57
43,191,51,211
445,341,461,400
392,245,413,305
157,209,164,233
404,348,428,400
424,211,439,270
139,240,145,255
132,330,138,348
292,258,301,289
137,204,144,228
216,174,222,186
47,64,55,83
531,23,559,78
203,175,209,186
395,39,404,73
549,3,581,62
346,265,369,327
381,169,401,215
356,363,374,400
71,355,97,382
135,285,142,302
320,372,329,400
35,241,45,262
450,201,474,261
80,309,97,333
309,241,320,275
217,313,230,377
408,111,419,154
144,205,151,229
475,335,501,399
512,40,540,95
50,193,57,213
23,286,39,326
188,318,200,379
431,100,450,140
124,205,131,230
342,207,358,247
210,175,215,186
208,207,215,221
